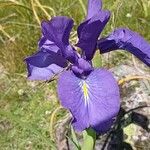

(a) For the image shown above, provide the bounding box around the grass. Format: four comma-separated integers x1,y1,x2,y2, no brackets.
0,0,150,149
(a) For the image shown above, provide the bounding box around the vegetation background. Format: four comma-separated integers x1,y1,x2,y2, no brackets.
0,0,150,149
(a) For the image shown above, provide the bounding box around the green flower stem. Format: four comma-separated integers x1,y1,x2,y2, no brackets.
71,126,81,150
81,128,96,150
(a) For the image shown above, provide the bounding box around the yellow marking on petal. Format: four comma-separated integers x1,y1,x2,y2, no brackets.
82,81,89,101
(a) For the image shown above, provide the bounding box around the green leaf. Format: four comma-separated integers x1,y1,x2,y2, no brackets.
81,128,96,150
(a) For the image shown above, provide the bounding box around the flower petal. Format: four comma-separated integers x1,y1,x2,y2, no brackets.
25,50,67,68
41,17,79,64
77,10,110,60
38,36,60,53
97,28,150,66
25,50,67,80
39,36,79,64
72,58,93,78
63,45,79,64
41,16,74,49
87,0,102,19
57,69,120,133
27,63,63,81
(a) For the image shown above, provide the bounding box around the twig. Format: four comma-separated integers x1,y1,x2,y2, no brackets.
78,0,86,16
50,106,63,141
118,75,150,85
34,0,51,19
31,0,41,25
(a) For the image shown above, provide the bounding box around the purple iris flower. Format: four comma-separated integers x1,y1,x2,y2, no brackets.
25,0,150,133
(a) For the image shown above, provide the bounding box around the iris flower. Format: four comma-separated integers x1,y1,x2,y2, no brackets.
25,0,150,133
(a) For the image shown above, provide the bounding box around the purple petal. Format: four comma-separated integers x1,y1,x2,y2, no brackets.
38,36,60,53
77,10,110,60
98,28,150,66
41,17,79,64
25,50,67,68
41,16,73,49
27,63,63,81
57,69,120,133
25,50,67,80
87,0,102,19
72,58,93,78
63,45,79,64
77,58,92,71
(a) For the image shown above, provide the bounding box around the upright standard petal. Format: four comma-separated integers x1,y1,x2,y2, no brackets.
38,36,60,53
25,50,67,80
77,10,110,60
57,69,120,133
98,28,150,66
87,0,102,19
41,17,79,64
41,16,74,49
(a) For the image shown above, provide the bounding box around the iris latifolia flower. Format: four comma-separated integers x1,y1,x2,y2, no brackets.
25,0,150,133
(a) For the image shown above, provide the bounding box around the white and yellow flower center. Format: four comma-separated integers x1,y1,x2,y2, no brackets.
81,81,89,104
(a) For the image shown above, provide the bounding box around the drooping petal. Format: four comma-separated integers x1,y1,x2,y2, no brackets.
87,0,102,19
77,10,110,60
57,69,120,133
97,28,150,66
25,50,68,80
25,50,67,68
41,16,74,49
26,63,63,80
